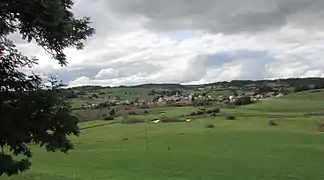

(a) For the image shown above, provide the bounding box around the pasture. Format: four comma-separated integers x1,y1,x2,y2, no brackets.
4,91,324,180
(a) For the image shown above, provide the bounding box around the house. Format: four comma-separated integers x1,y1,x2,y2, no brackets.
229,95,236,102
276,93,284,98
265,92,276,98
243,92,256,97
158,97,164,103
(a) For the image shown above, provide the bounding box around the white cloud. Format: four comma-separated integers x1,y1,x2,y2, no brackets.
95,68,120,79
11,0,324,87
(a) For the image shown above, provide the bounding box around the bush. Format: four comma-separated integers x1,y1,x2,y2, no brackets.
226,115,236,120
190,112,197,116
140,106,150,109
104,116,115,121
101,113,107,117
160,116,184,123
235,97,252,106
144,110,149,114
205,124,216,129
109,109,116,116
268,120,278,126
168,103,186,107
206,109,213,114
122,117,144,124
196,111,204,115
212,108,220,113
128,111,137,115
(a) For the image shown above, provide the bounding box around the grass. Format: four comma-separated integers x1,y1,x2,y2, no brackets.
70,87,166,108
240,99,324,113
5,117,324,180
4,90,324,180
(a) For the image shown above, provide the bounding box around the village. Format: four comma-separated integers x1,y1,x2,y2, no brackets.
79,88,285,110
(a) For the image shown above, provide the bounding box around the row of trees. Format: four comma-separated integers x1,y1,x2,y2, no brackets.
294,83,324,93
149,89,182,96
210,78,324,88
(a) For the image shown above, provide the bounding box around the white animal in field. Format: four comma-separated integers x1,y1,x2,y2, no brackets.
153,120,160,123
186,119,191,122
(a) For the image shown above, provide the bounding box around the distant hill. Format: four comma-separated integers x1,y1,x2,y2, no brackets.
61,77,324,109
282,89,324,101
208,77,324,88
132,83,184,89
66,77,324,91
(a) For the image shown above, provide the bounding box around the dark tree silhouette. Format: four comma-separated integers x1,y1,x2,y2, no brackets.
0,0,94,176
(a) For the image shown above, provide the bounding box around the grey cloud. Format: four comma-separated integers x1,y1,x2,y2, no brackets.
67,50,275,86
93,61,162,79
50,68,101,83
45,60,162,84
104,0,324,33
200,50,272,80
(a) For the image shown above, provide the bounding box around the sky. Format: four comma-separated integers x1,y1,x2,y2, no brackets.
12,0,324,87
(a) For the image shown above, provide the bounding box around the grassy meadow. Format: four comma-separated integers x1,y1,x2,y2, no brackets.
4,91,324,180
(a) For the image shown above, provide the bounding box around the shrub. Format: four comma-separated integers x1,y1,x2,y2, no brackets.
104,116,115,121
212,108,220,113
226,115,236,120
235,97,252,106
140,106,150,109
128,111,137,115
196,111,204,115
168,103,186,107
144,110,149,114
101,113,107,117
160,116,184,123
268,120,278,126
109,109,116,116
205,124,216,129
206,109,213,114
315,121,324,132
122,117,144,124
190,112,197,116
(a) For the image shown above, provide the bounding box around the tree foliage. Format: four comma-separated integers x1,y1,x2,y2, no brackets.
0,0,94,176
0,0,95,65
234,96,253,106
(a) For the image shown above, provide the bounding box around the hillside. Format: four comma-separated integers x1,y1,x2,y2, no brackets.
62,77,324,110
6,89,324,180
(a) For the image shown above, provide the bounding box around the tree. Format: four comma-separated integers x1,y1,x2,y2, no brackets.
234,96,252,106
232,90,238,97
0,0,94,176
109,109,116,117
0,0,95,65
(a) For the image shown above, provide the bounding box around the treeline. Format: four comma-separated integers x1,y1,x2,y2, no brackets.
209,77,324,88
62,77,324,98
149,89,182,96
133,83,184,89
66,85,106,91
294,83,324,93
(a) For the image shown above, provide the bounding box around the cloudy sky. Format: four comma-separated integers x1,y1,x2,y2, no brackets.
14,0,324,86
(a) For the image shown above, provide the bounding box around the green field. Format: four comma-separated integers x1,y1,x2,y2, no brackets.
70,87,170,108
4,91,324,180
